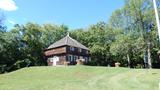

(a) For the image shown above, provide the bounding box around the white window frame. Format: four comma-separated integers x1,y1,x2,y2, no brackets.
70,46,75,51
79,48,82,52
68,55,73,62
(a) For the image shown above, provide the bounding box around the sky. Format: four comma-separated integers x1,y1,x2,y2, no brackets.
0,0,124,30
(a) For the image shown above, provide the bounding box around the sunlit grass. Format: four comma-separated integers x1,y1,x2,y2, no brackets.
0,66,159,90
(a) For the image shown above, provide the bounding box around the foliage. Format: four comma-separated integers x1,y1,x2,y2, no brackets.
0,22,68,73
108,0,160,68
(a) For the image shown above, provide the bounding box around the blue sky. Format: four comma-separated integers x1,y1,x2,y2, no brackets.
0,0,124,30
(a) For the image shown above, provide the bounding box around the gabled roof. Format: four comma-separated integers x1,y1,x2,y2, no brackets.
47,34,89,50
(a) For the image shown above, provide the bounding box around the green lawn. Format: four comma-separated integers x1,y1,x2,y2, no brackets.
0,66,159,90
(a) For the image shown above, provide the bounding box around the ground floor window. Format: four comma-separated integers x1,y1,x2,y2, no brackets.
79,56,83,59
68,55,75,62
67,55,79,62
84,57,88,62
73,55,78,61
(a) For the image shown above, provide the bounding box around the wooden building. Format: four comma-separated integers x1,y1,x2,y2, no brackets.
44,34,90,66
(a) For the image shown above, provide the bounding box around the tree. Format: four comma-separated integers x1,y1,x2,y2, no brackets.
110,31,145,67
109,0,159,68
42,23,68,47
70,22,122,66
10,23,68,67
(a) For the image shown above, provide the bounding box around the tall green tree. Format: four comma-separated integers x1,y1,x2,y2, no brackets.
109,0,159,68
10,23,68,67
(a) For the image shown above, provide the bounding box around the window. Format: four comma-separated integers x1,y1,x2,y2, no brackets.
84,57,88,62
70,46,75,51
73,55,78,61
79,56,83,59
68,55,73,62
86,50,89,54
79,48,82,52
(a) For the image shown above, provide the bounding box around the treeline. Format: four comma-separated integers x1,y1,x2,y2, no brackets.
0,0,160,73
0,23,68,72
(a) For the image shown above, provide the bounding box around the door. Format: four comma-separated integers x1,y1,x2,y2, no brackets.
50,56,59,66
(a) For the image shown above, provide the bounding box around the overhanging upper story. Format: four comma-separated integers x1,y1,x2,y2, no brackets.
44,34,90,57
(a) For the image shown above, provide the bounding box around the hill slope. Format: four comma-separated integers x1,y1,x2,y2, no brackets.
0,66,159,90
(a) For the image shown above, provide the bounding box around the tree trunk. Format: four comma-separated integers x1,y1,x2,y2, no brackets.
127,54,130,68
143,51,147,68
147,42,152,69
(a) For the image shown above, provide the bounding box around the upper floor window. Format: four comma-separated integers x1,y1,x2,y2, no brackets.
70,46,75,51
79,48,82,52
86,50,89,54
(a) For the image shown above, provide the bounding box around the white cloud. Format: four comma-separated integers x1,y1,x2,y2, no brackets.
0,0,18,11
8,20,16,24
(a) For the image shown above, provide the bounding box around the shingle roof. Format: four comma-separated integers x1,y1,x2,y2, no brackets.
47,34,89,50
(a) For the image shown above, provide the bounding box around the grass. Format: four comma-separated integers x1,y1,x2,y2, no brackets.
0,66,159,90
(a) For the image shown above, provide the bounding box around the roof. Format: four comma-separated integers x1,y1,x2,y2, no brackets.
47,34,89,50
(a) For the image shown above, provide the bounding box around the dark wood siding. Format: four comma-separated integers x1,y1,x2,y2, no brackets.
66,46,89,57
45,46,90,65
56,55,66,65
45,47,66,56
